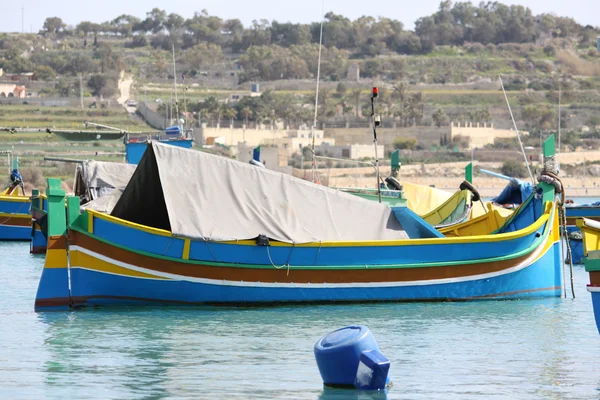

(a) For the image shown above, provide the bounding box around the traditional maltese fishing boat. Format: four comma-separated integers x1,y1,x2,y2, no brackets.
30,160,137,253
0,155,31,241
34,135,563,310
481,168,594,264
574,218,600,334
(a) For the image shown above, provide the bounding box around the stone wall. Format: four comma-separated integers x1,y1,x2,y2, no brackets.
325,126,449,151
450,122,526,149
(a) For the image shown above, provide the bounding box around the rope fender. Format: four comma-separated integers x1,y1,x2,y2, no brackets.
459,180,481,202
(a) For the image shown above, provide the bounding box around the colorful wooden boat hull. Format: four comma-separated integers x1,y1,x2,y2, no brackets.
30,192,47,253
565,206,600,264
35,184,562,310
0,196,31,240
57,234,562,307
575,218,600,334
589,288,600,334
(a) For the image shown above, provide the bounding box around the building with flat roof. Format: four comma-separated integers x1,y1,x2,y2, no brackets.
0,83,27,98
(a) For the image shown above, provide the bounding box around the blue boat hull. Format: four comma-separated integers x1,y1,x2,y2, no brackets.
31,228,46,253
65,241,562,307
590,290,600,334
0,197,31,241
0,224,31,240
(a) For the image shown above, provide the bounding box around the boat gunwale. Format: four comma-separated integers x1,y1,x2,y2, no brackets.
69,204,556,270
82,201,552,248
0,194,30,203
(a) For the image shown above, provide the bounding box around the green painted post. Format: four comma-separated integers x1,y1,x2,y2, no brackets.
31,189,40,211
543,133,556,158
539,134,557,204
46,178,66,237
391,149,400,178
465,162,473,184
67,196,82,228
12,156,18,171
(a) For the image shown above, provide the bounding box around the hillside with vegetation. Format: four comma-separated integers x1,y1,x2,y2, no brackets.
1,1,600,150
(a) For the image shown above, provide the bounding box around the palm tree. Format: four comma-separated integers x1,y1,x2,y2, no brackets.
391,81,408,103
240,106,253,126
409,92,424,125
265,108,278,129
221,105,237,127
350,88,362,118
318,88,332,122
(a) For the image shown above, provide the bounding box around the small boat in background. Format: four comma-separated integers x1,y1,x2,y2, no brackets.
481,168,593,264
125,125,192,165
574,218,600,334
0,154,31,241
563,201,600,263
30,159,137,254
333,152,480,228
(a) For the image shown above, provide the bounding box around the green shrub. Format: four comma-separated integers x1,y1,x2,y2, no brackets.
501,160,528,178
393,137,417,150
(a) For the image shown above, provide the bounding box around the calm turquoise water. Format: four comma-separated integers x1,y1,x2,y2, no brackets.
1,241,600,400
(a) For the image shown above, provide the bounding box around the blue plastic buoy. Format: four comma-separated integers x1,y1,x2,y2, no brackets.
354,350,391,390
314,325,390,389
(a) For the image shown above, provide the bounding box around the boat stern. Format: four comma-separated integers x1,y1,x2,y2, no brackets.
577,217,600,333
34,179,71,311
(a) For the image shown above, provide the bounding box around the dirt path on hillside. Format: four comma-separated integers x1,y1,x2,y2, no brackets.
117,71,134,110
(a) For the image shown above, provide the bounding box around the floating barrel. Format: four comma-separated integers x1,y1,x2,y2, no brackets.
314,325,390,390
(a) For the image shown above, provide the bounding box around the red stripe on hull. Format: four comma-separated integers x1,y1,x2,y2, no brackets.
70,230,536,285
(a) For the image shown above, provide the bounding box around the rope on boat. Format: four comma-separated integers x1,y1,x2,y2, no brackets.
266,244,295,276
314,241,323,266
0,200,29,226
162,238,173,256
65,227,74,308
479,198,489,215
539,155,575,299
203,239,218,261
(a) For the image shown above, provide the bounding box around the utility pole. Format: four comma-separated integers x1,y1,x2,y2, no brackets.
21,5,24,33
79,75,84,109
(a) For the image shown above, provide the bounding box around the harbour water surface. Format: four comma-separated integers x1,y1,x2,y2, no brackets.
1,241,599,399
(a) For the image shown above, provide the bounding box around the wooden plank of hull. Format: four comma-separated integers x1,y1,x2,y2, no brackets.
69,228,552,285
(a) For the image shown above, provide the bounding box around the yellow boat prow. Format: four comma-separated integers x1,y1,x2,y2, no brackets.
402,182,452,215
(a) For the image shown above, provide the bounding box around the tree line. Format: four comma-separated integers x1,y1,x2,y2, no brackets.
41,2,596,57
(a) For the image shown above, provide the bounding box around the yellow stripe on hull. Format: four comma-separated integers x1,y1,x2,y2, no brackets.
70,250,169,280
0,212,30,219
87,202,553,248
45,249,69,269
0,194,30,202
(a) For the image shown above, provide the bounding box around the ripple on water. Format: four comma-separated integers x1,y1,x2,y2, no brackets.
0,242,599,399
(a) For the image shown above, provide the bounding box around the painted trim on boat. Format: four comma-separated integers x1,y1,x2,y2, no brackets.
69,231,555,288
85,202,552,248
69,220,550,270
0,195,30,203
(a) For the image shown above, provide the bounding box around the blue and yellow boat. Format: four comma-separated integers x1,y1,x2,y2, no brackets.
574,218,600,333
34,136,563,310
30,159,137,254
482,169,594,264
0,159,31,241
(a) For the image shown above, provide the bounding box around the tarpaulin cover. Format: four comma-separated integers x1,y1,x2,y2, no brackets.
82,189,125,214
402,182,452,215
111,142,408,243
74,160,136,212
492,179,533,206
